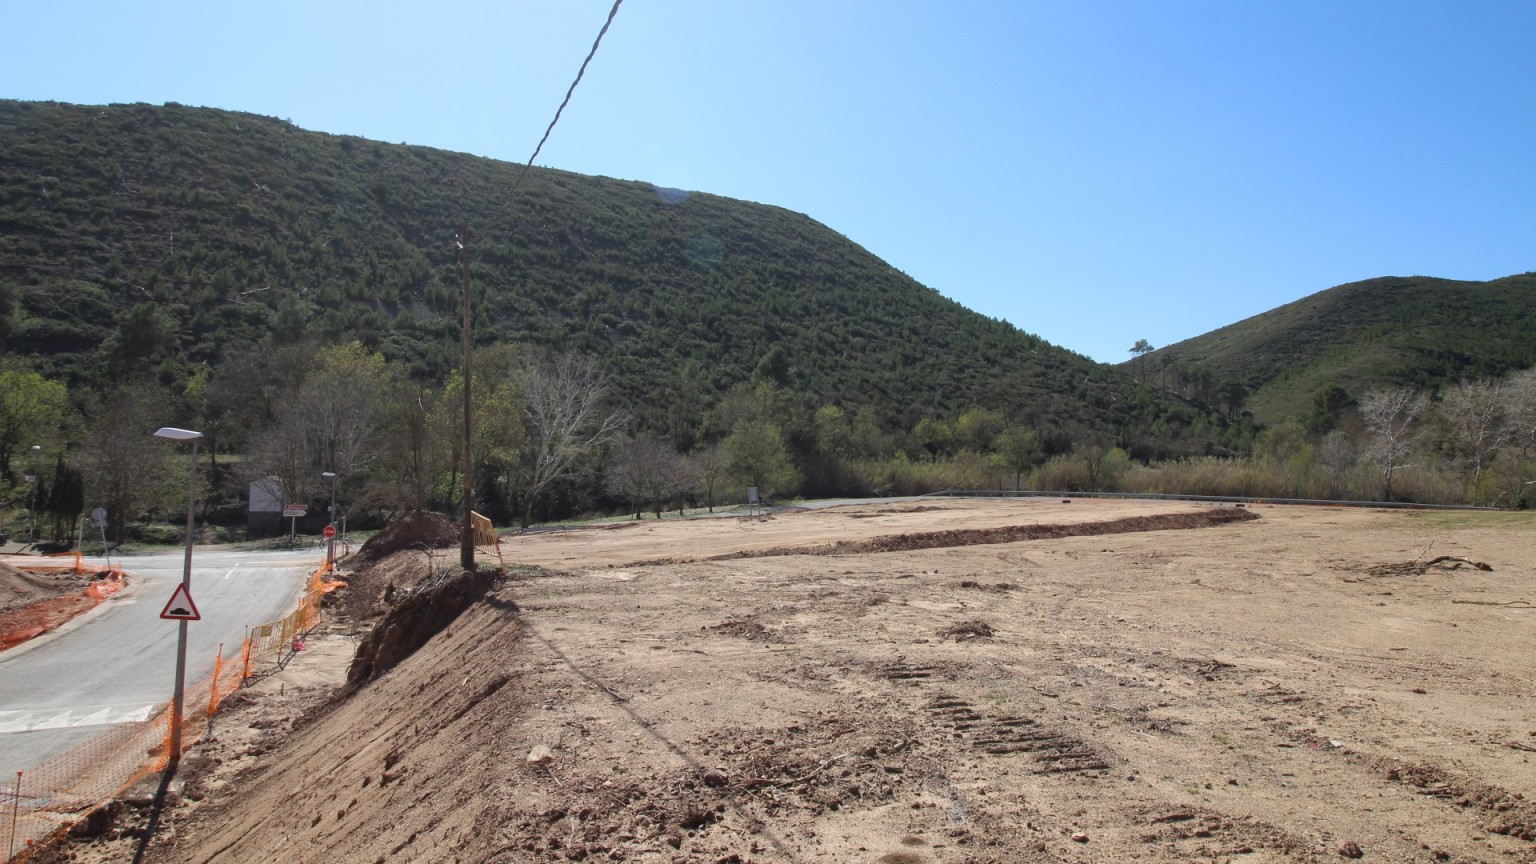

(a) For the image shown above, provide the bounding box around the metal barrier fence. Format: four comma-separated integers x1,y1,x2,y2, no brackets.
245,589,324,673
2,561,334,862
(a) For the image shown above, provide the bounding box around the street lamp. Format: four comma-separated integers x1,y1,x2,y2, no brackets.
26,444,40,544
321,471,336,568
153,426,201,766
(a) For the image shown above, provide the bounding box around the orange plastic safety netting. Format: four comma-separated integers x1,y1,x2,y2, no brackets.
2,564,331,862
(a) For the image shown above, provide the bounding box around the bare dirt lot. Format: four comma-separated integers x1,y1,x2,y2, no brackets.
73,498,1536,863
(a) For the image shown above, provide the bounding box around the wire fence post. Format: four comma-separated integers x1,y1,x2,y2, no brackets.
240,628,252,681
9,770,21,861
207,643,224,716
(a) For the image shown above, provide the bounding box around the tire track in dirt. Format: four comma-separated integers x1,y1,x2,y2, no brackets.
860,644,1324,860
865,660,1112,776
1151,651,1536,862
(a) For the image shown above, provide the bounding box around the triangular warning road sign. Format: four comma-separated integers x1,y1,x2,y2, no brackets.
159,584,201,621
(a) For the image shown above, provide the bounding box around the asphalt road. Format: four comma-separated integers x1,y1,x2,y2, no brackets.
0,547,317,776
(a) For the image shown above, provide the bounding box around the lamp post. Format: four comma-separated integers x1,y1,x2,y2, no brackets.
322,471,337,568
26,444,40,544
153,426,201,766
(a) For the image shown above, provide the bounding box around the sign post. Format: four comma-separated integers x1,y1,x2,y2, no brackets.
282,504,307,546
91,506,108,565
323,523,337,569
158,584,201,620
152,426,201,767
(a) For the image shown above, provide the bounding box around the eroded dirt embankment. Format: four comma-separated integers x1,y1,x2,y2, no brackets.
346,565,502,686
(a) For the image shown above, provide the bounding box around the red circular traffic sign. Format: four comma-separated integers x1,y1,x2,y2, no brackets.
323,523,336,539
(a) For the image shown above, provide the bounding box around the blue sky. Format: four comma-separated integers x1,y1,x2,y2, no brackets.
3,1,1532,363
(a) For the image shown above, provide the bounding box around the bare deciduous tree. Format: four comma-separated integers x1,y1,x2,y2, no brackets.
689,442,730,512
1438,378,1506,498
1504,368,1536,457
304,343,390,493
1316,429,1357,499
1361,387,1425,500
515,352,626,528
244,342,392,519
606,436,686,518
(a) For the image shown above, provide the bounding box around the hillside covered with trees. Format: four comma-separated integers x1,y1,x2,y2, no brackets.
0,99,1206,430
1,99,1240,540
1139,274,1536,425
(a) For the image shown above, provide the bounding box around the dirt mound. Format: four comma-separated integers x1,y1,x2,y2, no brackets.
349,510,459,565
0,569,122,651
938,619,994,640
0,563,71,614
826,508,1257,556
957,580,1016,592
706,620,786,643
346,566,502,687
335,549,443,621
632,507,1259,566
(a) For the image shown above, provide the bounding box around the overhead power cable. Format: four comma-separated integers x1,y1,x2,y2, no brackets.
506,0,625,200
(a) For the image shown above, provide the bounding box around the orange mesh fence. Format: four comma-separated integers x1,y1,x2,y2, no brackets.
2,705,172,861
83,572,126,601
2,564,328,863
203,639,251,718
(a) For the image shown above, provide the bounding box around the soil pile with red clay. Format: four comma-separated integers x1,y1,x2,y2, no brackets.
336,511,464,620
335,548,443,621
351,510,459,566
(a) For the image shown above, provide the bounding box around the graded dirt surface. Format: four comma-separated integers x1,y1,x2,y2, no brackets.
113,499,1536,863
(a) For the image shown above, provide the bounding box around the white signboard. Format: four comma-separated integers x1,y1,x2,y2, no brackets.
249,478,284,513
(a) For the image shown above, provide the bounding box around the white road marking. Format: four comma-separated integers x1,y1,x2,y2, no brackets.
0,704,156,733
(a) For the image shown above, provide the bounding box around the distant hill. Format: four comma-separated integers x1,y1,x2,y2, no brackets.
0,99,1224,449
1142,274,1536,423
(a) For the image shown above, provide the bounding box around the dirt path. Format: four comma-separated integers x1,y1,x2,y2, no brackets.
64,499,1536,863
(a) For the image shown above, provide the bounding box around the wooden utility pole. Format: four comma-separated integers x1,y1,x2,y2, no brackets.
459,223,475,570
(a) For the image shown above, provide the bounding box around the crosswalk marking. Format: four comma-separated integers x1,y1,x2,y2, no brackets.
0,704,155,734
